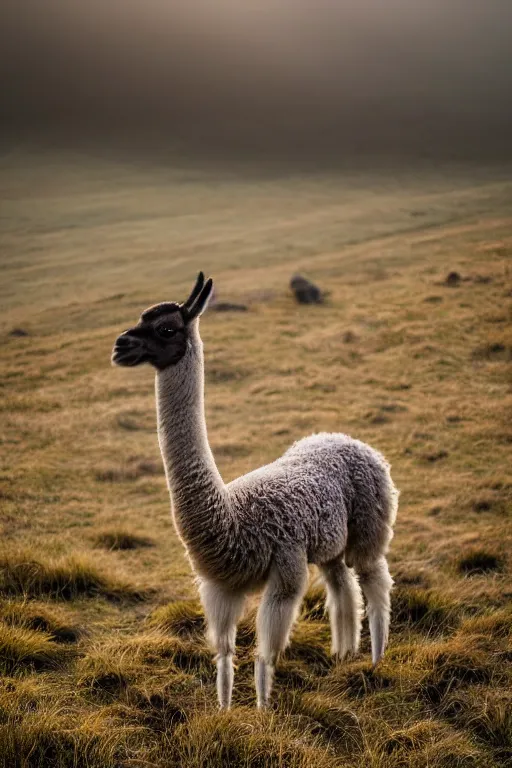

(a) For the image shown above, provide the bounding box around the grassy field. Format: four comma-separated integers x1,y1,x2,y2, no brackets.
1,148,511,767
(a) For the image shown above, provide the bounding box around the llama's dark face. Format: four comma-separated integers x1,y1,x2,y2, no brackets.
112,304,189,370
112,273,213,371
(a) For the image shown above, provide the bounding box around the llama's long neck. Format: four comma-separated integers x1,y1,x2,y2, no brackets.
155,322,229,567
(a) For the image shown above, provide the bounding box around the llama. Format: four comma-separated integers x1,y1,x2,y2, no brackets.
112,273,398,709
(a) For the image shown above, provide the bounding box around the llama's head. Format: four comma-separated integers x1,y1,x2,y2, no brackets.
112,272,213,370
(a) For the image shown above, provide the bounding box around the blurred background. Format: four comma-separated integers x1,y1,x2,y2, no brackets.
1,0,512,165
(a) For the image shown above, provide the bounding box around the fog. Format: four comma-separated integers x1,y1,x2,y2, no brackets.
1,1,511,163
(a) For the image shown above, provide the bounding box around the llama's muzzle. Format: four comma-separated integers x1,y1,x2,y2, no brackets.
111,332,145,366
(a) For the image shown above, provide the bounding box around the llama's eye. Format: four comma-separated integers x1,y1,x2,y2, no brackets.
156,326,176,339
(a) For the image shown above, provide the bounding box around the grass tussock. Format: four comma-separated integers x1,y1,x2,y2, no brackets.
78,659,130,702
285,622,331,671
171,709,340,768
441,687,512,752
81,631,213,686
0,551,148,603
0,623,75,675
392,586,460,634
92,528,154,551
416,640,496,707
301,585,327,621
0,707,152,768
126,678,196,732
0,600,80,643
457,550,505,576
323,660,395,700
457,607,512,641
286,691,364,753
378,720,487,768
147,600,205,638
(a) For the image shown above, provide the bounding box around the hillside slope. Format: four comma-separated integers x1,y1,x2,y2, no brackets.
1,151,511,767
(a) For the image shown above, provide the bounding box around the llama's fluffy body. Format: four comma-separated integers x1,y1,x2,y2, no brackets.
198,433,397,590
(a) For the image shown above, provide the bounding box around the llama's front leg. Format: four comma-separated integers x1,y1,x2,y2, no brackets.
255,553,308,708
199,580,245,709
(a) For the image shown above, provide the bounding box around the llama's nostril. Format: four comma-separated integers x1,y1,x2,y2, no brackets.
116,335,136,348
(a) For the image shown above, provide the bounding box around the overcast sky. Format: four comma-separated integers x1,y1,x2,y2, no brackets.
2,1,511,161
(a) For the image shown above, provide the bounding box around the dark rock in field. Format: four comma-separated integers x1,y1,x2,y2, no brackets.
342,330,357,343
444,271,462,286
9,327,29,337
290,274,323,304
210,302,248,312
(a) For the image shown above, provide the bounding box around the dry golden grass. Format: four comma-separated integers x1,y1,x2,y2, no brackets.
0,149,511,767
0,549,148,602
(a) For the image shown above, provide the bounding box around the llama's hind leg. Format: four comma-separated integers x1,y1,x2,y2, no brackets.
319,557,363,661
357,555,393,664
255,553,308,708
199,580,245,709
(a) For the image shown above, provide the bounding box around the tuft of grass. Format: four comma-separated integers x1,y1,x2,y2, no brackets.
83,630,214,682
127,679,194,732
0,706,152,768
416,640,495,707
392,586,460,633
457,551,504,576
0,551,148,603
0,600,80,644
273,660,312,692
285,622,331,671
377,719,487,768
457,607,512,641
78,660,130,702
171,709,340,768
93,528,154,551
286,691,364,753
147,600,205,638
324,660,394,700
441,687,512,752
393,568,429,588
301,585,327,621
0,623,75,674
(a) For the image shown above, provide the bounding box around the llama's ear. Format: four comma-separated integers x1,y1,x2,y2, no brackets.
186,278,213,321
183,272,205,310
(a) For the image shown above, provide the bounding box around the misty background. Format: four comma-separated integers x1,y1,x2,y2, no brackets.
1,1,512,165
